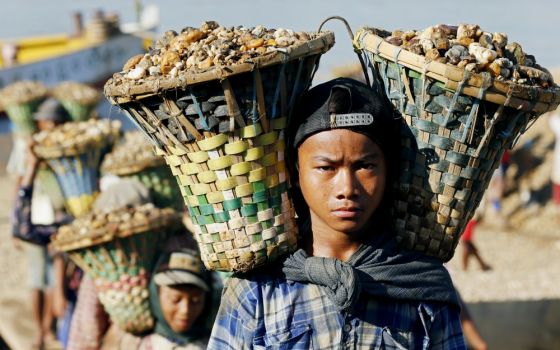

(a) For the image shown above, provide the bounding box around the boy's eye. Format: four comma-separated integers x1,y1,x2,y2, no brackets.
357,162,377,170
315,165,334,171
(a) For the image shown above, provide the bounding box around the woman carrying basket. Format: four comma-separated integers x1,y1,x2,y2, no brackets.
11,98,70,350
66,182,218,349
69,234,217,350
208,78,465,349
101,241,216,350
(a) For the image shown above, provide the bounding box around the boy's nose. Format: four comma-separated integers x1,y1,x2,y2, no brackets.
335,168,358,200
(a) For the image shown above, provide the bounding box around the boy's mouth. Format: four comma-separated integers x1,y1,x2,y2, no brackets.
331,206,361,218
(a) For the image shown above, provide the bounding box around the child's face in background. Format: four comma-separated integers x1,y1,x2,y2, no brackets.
159,284,206,333
297,129,387,236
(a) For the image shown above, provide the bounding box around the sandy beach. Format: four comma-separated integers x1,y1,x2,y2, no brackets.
0,136,37,350
448,217,560,302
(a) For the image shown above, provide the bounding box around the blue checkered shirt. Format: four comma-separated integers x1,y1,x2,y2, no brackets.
208,273,466,349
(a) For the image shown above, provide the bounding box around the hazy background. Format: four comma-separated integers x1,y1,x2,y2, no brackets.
1,0,559,81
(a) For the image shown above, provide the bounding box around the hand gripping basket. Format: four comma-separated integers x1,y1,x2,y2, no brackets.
33,119,121,217
354,28,560,260
50,81,101,121
101,131,184,210
51,205,181,334
0,80,47,136
104,29,335,272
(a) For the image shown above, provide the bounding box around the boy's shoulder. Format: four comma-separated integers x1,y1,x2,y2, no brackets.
222,261,299,301
227,262,285,287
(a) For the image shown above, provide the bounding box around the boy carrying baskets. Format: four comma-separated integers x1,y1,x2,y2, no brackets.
208,78,466,349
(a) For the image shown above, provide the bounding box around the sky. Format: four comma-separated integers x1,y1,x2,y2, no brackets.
1,0,559,80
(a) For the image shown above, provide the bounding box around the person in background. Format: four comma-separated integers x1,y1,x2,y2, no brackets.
459,207,491,271
67,181,218,350
550,112,560,218
64,178,151,350
485,153,510,229
11,98,69,350
1,42,18,67
101,236,216,350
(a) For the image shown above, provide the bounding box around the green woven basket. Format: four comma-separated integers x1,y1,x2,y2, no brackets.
355,28,560,260
5,100,42,136
59,99,97,121
105,30,335,272
33,119,120,217
0,80,47,136
126,166,184,211
52,207,179,334
51,81,101,121
100,130,184,211
72,233,157,334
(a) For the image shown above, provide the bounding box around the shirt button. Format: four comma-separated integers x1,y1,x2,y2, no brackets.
343,324,352,332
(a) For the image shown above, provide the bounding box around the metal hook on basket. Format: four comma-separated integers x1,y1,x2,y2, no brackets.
317,16,370,86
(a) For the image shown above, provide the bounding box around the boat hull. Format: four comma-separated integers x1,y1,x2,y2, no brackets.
0,34,144,88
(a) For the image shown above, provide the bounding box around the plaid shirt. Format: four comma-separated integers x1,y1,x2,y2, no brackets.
208,273,465,350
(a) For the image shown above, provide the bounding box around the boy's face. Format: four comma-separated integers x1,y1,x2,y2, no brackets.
297,129,387,235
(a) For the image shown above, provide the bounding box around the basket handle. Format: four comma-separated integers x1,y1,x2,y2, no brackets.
317,16,370,86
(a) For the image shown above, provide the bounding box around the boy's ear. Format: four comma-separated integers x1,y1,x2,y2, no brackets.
285,152,299,187
293,162,300,187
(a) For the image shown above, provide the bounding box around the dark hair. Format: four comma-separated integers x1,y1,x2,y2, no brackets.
33,97,69,123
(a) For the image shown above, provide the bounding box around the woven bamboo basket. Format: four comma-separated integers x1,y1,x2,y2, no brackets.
101,131,184,210
124,167,183,211
51,81,101,121
104,29,335,272
354,28,560,260
33,119,121,217
52,205,181,334
0,81,48,136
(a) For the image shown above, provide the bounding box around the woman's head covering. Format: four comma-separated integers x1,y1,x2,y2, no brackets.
93,177,151,212
33,98,69,122
152,247,210,292
149,234,215,345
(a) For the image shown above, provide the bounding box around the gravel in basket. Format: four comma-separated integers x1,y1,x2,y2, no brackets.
354,24,560,260
104,22,335,272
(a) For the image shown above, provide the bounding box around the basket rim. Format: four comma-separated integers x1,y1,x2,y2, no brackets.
51,210,180,252
50,82,102,106
0,81,48,111
33,135,116,158
32,119,120,159
103,31,335,103
3,97,45,109
354,28,560,114
101,157,165,176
